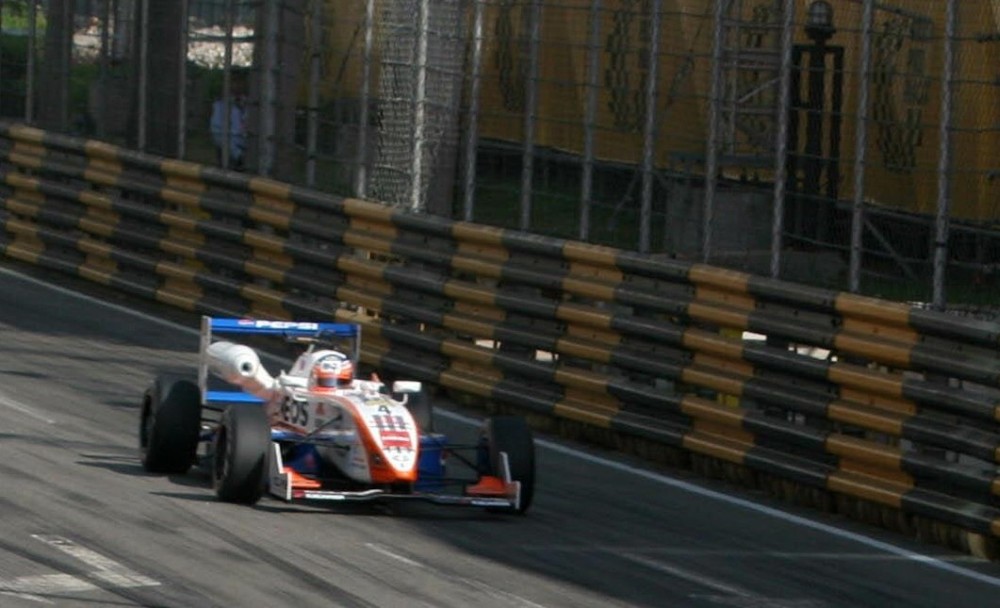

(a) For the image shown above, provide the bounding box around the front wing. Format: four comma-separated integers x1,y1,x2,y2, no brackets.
266,443,523,510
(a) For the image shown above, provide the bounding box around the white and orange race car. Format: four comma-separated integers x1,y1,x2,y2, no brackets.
139,317,534,514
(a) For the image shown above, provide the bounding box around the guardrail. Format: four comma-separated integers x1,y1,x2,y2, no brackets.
2,122,1000,556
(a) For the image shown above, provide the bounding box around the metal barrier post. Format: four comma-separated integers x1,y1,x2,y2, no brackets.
849,0,874,293
639,0,662,254
25,0,37,123
137,0,149,150
305,0,322,187
933,0,957,310
410,0,430,211
519,0,541,230
355,0,375,199
463,0,485,222
702,0,725,262
770,0,795,278
579,0,602,240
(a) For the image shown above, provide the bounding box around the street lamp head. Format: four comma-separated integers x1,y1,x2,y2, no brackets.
805,0,836,43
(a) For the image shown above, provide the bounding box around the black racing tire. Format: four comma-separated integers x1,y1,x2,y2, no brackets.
397,389,434,433
482,415,535,514
139,374,202,474
213,404,269,505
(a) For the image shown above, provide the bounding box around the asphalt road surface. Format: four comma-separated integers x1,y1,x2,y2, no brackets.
2,262,1000,607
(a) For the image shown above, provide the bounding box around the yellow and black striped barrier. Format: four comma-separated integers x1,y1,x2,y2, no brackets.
3,121,1000,552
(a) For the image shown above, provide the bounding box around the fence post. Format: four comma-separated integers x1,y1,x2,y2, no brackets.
410,0,430,211
579,0,602,240
25,0,37,123
519,0,541,230
849,0,874,293
933,0,957,310
463,0,485,222
702,0,725,263
177,0,189,158
769,0,795,279
258,0,280,177
638,0,661,254
305,0,322,187
137,0,149,150
355,0,375,199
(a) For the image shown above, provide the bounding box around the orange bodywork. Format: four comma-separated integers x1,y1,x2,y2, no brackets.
342,397,419,484
284,467,322,489
466,475,507,496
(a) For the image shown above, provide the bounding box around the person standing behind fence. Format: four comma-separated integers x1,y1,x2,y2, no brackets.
210,78,247,170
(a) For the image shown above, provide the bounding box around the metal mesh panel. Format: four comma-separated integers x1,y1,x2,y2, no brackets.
3,0,1000,312
369,0,465,212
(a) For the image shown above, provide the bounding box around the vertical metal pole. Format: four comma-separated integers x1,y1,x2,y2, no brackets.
638,0,661,253
97,0,111,138
702,0,726,262
221,0,235,169
25,0,36,122
177,0,189,158
138,0,149,150
305,0,322,186
110,0,118,59
60,0,72,130
769,0,794,278
260,0,280,176
579,0,601,240
519,0,541,230
0,2,4,119
933,0,957,310
849,0,874,293
355,0,374,199
410,0,430,211
462,0,485,221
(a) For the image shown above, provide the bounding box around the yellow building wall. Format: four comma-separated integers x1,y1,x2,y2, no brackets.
312,0,1000,223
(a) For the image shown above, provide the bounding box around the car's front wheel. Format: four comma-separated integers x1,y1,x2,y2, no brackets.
481,415,535,514
213,405,269,504
139,374,201,474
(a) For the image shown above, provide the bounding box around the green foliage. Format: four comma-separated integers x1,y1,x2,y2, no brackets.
1,2,47,32
0,32,30,117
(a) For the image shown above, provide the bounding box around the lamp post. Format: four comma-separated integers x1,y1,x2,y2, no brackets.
788,0,844,247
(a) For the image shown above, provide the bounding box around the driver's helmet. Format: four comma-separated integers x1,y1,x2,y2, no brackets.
308,353,354,390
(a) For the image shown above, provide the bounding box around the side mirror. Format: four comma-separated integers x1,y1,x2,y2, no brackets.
391,380,422,394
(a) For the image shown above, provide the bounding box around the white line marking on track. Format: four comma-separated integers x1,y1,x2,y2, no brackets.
461,578,551,608
365,543,424,567
32,535,160,589
8,265,1000,592
0,391,55,424
620,552,751,596
621,553,829,607
0,573,97,595
0,592,53,605
365,543,548,608
435,410,1000,590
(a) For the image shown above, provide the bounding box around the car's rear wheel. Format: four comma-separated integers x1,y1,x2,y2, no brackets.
213,404,269,504
481,415,535,514
139,374,201,474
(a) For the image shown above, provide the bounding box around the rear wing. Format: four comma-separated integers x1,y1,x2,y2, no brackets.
197,316,361,406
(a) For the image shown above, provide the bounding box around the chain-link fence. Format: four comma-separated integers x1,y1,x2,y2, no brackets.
1,0,998,313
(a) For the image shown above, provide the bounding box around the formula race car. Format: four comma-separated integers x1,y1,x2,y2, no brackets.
138,317,535,514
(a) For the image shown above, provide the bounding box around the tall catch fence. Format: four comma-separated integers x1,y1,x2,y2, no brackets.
2,122,1000,558
0,1,998,306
